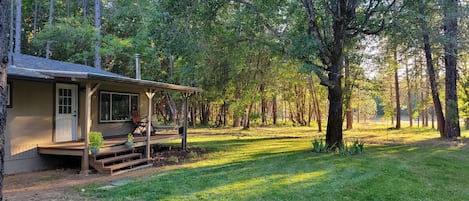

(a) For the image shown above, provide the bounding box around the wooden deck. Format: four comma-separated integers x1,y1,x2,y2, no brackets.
38,134,181,156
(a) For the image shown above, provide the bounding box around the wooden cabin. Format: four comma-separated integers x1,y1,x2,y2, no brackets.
6,53,201,175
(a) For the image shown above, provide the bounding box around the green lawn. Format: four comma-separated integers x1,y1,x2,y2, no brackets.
86,124,469,201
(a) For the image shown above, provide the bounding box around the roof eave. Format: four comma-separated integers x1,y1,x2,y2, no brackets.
87,74,203,93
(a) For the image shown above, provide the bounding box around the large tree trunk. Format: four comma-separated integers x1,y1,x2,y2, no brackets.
0,0,9,198
406,61,413,127
14,0,20,53
419,0,445,136
94,0,101,69
326,78,343,147
443,0,460,138
394,50,401,129
422,35,445,135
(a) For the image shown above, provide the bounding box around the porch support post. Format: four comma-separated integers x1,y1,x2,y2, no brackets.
182,92,190,151
81,83,100,175
145,89,156,160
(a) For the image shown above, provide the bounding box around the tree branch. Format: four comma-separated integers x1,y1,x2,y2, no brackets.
234,0,283,37
300,0,333,68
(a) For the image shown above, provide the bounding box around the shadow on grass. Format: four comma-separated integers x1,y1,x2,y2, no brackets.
89,136,469,201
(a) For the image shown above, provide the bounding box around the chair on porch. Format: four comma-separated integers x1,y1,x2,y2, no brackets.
132,110,155,135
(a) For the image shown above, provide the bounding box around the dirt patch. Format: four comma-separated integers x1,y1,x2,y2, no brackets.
151,145,208,167
4,146,207,201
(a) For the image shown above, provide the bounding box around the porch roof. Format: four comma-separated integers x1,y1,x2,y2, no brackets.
7,54,202,93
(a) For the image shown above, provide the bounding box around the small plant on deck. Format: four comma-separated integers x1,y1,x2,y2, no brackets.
126,133,134,147
89,131,104,154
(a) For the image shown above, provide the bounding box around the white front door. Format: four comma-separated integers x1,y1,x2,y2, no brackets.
55,83,78,142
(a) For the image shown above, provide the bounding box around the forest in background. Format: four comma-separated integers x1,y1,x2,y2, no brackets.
8,0,469,138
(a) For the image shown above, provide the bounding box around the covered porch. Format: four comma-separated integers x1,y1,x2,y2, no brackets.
38,134,181,157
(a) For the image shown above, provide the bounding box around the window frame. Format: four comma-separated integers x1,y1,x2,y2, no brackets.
99,91,139,123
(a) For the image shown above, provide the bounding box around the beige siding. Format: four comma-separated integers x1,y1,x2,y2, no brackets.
82,84,150,138
5,80,153,174
5,80,56,174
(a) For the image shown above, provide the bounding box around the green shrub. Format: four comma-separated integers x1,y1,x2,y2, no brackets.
312,138,331,153
338,139,365,156
189,151,199,159
313,138,365,155
168,156,179,163
89,131,104,150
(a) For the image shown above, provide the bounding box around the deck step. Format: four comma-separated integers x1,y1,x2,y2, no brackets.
104,158,149,175
95,153,141,165
93,147,134,157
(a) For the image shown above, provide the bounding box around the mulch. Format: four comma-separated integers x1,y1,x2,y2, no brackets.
150,145,208,167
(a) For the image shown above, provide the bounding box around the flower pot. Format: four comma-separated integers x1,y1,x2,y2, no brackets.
90,147,100,155
125,141,133,148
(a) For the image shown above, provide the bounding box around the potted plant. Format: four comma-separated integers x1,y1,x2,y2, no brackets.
125,133,134,148
89,131,104,155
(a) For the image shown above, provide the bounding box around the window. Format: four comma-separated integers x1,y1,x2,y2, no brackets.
6,83,11,107
99,91,139,122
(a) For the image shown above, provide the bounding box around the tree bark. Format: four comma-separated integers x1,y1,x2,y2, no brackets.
326,77,343,147
394,50,401,129
419,0,445,136
94,0,102,69
8,0,13,53
200,102,210,126
443,0,460,138
14,0,20,53
0,0,9,198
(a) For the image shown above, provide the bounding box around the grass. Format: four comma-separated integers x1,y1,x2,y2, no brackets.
85,123,469,200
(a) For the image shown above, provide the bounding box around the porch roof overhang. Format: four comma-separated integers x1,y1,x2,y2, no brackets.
7,53,202,93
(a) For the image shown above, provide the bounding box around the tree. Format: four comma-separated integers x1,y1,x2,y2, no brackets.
0,0,9,199
442,0,460,138
417,0,445,136
392,50,401,129
298,0,396,147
